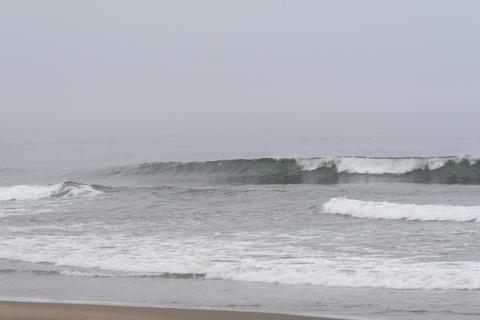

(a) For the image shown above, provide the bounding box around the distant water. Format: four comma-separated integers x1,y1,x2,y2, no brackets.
1,139,479,319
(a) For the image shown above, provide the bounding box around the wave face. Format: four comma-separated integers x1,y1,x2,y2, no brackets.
0,182,102,201
323,198,480,222
103,156,480,184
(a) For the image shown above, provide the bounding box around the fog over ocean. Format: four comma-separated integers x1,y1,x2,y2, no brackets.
2,1,480,319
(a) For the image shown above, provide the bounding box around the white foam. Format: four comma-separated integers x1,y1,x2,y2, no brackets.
0,182,101,201
337,157,426,174
60,270,111,277
1,235,479,290
323,197,480,222
297,156,479,175
206,259,480,290
296,158,336,171
0,184,62,201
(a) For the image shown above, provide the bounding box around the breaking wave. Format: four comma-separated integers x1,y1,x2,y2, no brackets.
206,260,480,290
0,181,103,201
2,249,479,290
102,156,480,184
61,262,480,290
323,197,480,222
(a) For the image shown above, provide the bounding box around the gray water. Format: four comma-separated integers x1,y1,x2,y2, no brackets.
0,139,479,319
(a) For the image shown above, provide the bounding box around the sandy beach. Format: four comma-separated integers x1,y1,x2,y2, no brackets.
0,301,341,320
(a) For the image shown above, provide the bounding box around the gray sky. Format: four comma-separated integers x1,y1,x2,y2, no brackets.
1,0,479,143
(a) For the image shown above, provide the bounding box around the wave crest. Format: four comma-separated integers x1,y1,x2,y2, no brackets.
0,182,102,201
323,197,480,222
296,156,478,174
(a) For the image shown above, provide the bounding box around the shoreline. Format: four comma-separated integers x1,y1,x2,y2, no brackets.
0,300,346,320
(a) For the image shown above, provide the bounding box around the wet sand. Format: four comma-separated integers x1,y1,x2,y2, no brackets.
0,301,342,320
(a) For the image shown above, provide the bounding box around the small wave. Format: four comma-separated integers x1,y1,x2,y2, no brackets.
2,238,478,290
0,181,102,201
51,261,480,290
5,252,478,290
206,260,480,290
323,197,480,222
101,156,480,184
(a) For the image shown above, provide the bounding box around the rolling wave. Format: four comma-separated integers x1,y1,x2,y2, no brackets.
0,181,103,201
323,197,480,222
102,156,480,184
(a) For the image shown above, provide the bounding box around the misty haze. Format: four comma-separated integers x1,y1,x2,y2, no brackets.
1,1,479,320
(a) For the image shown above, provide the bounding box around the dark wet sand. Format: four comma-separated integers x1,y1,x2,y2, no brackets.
0,301,343,320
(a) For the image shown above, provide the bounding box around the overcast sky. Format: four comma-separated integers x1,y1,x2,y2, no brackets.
1,0,479,143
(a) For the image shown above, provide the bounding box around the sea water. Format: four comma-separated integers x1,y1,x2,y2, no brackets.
0,138,479,319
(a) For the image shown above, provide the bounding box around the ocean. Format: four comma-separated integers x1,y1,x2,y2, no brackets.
0,138,479,319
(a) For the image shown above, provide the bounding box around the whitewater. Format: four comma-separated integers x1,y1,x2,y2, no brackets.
0,182,101,201
323,198,480,222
